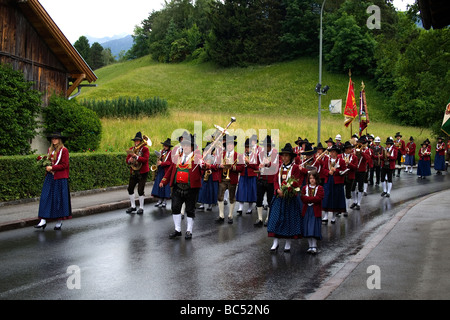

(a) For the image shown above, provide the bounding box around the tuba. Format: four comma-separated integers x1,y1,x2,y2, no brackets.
127,135,150,171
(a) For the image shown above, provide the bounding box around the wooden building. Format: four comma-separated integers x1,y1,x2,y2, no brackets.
0,0,97,152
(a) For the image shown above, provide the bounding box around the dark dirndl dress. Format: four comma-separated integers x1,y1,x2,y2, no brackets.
38,174,72,220
151,167,171,198
417,159,431,176
302,205,322,240
236,169,257,203
198,174,219,205
434,154,446,171
322,175,346,213
404,154,415,166
267,196,302,239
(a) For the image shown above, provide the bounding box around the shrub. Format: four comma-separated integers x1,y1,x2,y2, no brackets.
0,63,42,155
42,95,102,152
0,152,157,202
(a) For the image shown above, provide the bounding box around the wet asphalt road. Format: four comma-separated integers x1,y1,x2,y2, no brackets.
0,171,449,300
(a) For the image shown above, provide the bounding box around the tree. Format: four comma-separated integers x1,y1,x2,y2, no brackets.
89,42,105,70
0,64,42,155
74,36,92,66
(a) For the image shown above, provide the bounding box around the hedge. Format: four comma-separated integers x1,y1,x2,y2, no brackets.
0,152,157,202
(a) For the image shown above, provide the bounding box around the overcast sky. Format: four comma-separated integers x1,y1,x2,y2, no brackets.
39,0,416,44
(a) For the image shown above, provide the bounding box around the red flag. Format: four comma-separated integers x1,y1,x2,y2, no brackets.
358,86,370,136
344,77,357,127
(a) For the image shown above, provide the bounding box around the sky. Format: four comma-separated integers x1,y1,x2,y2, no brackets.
39,0,416,44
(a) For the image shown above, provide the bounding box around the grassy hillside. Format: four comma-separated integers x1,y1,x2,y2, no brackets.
79,56,433,152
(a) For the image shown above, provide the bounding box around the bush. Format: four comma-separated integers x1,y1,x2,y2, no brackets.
80,96,168,118
0,152,157,202
42,95,102,152
0,63,42,155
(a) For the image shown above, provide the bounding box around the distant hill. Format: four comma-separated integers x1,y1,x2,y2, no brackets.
83,34,133,59
100,35,133,59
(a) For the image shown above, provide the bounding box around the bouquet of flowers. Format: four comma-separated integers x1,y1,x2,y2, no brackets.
36,155,52,167
280,177,301,198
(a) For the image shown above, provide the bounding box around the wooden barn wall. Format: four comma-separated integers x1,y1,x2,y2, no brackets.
0,1,68,105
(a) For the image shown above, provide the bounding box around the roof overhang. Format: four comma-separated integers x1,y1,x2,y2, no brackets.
16,0,97,86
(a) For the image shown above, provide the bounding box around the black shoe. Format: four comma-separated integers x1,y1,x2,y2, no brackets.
246,209,253,214
237,210,243,216
381,192,387,197
34,223,46,230
215,217,225,223
270,245,279,252
54,225,61,230
355,204,360,210
322,219,328,224
206,207,212,211
386,193,390,198
228,217,233,224
185,231,192,240
137,208,144,215
263,221,268,227
254,220,263,227
126,207,137,214
350,203,357,209
169,230,182,239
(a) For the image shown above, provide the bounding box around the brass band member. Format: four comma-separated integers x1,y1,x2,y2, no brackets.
216,134,242,224
255,135,277,227
370,136,383,185
151,138,173,208
381,138,397,197
236,138,259,215
351,137,371,210
341,141,358,211
404,136,416,174
394,132,406,177
434,136,446,175
417,140,432,179
126,132,150,214
160,132,205,239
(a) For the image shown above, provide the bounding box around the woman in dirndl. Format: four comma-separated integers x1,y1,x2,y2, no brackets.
35,132,72,230
151,138,173,208
434,137,446,175
417,141,432,179
267,143,302,253
301,171,325,254
236,138,259,215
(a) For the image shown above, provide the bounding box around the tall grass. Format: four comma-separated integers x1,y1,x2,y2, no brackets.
100,111,433,155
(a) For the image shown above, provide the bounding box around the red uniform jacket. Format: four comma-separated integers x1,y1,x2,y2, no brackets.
341,153,358,180
161,150,205,188
212,150,243,185
301,185,325,218
381,146,398,169
159,149,173,169
355,150,371,172
273,162,301,194
239,152,260,177
50,147,69,180
406,142,416,156
419,146,431,161
257,148,278,184
322,157,347,184
395,139,406,155
436,143,446,156
126,145,150,174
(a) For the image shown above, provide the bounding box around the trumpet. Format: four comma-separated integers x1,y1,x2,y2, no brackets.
312,150,329,167
223,157,238,180
151,150,161,172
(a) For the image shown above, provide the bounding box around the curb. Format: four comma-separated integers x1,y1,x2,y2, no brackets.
0,196,157,232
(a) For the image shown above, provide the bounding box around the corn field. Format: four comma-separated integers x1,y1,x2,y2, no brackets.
80,96,168,118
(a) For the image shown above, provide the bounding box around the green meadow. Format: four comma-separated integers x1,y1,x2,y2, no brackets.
80,56,433,153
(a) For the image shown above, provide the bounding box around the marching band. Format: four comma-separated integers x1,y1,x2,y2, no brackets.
124,125,449,253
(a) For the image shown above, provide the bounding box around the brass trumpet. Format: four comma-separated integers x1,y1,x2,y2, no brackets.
151,150,161,172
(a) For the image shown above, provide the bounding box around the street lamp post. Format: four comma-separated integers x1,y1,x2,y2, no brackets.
316,0,328,146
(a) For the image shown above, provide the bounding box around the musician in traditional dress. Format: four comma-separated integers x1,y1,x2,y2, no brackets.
35,132,72,230
394,132,406,177
255,135,277,227
341,141,358,211
160,132,205,239
125,131,150,215
321,144,347,224
300,171,325,254
380,138,397,197
335,134,344,153
351,137,371,210
325,137,335,150
197,142,220,211
315,142,328,186
417,141,432,179
215,134,242,224
236,138,259,215
370,136,383,185
434,137,446,175
293,137,303,156
151,138,173,208
404,136,416,174
267,143,302,253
